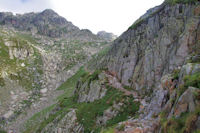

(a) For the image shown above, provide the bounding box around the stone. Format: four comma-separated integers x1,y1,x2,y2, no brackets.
21,63,25,67
174,87,198,117
180,63,200,77
96,102,123,125
10,91,14,95
3,110,14,119
76,80,107,103
196,116,200,129
40,88,48,94
161,74,176,93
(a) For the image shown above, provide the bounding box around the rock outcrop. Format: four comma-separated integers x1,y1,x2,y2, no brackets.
97,31,117,42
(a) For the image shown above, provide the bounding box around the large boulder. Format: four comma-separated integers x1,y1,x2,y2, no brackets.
173,87,199,117
179,63,200,83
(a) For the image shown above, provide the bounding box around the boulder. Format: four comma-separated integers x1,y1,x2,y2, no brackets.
174,87,198,117
3,110,14,119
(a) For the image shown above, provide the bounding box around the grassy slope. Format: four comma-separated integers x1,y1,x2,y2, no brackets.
23,69,139,133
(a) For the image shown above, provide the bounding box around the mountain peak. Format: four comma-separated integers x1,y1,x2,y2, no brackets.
97,31,117,41
40,9,58,16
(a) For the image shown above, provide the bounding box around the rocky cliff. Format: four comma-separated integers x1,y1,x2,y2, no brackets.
1,1,200,133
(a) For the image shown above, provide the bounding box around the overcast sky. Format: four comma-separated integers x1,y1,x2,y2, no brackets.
0,0,164,35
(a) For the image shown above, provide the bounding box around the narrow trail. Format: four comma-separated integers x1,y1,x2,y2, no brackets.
105,71,139,98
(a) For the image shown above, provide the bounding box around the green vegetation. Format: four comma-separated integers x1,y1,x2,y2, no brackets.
16,32,38,44
0,129,7,133
172,69,181,80
101,127,115,133
0,78,5,87
50,40,108,71
76,87,123,132
21,100,32,108
129,19,146,30
37,86,139,133
160,107,200,133
123,85,133,91
57,67,88,101
24,70,139,133
57,67,87,90
23,104,56,133
165,0,199,4
0,30,43,91
87,46,110,69
0,36,17,71
175,72,200,98
184,72,200,89
106,98,139,127
159,67,200,133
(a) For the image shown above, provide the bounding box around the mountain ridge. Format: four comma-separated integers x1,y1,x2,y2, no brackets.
0,9,111,41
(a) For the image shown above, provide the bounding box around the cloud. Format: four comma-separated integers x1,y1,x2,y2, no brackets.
0,0,53,13
21,0,29,3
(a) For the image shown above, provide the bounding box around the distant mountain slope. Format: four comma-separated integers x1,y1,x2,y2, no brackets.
0,9,99,40
97,31,117,41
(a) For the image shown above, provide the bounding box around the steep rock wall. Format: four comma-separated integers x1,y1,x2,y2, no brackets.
103,3,200,92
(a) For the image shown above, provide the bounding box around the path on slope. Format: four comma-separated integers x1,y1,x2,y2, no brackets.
105,71,139,98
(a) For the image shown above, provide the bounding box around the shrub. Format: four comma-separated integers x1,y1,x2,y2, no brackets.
0,129,7,133
184,72,200,89
0,78,5,87
161,107,200,133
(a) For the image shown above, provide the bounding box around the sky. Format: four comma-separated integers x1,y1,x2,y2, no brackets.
0,0,164,35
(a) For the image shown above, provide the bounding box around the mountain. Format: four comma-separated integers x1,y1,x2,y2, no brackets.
0,9,101,41
0,9,111,132
1,0,200,133
97,31,117,41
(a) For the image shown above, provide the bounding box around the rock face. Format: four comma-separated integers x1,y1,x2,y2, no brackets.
173,87,198,117
101,2,200,91
97,31,117,41
75,72,107,103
